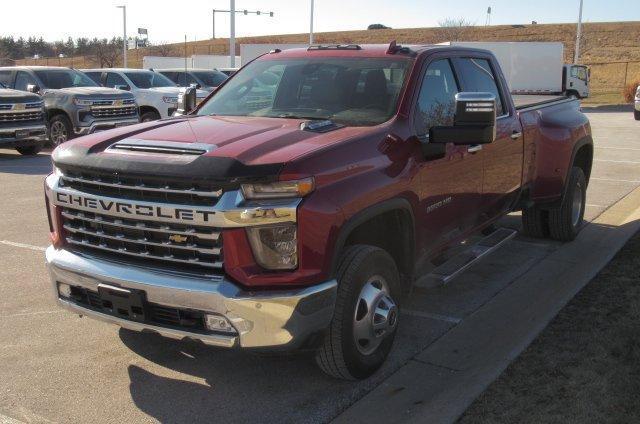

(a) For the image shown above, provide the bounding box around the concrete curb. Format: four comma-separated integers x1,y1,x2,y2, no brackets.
333,185,640,424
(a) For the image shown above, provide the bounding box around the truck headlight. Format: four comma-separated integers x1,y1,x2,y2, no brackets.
73,98,93,106
163,96,178,104
246,224,297,270
241,178,314,200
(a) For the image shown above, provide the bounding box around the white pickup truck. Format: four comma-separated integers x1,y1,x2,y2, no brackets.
82,69,208,121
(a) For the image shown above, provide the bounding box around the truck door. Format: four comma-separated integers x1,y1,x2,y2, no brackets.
453,57,523,221
413,58,484,250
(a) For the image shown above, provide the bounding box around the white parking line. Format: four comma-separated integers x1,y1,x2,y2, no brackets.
401,309,462,324
0,240,46,252
591,177,640,184
586,204,604,208
594,146,640,151
594,159,640,164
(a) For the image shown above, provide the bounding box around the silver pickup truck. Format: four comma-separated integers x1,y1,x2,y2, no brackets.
0,67,139,147
0,82,47,155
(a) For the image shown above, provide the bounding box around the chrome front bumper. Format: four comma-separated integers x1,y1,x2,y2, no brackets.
0,124,47,144
75,117,140,135
46,247,337,350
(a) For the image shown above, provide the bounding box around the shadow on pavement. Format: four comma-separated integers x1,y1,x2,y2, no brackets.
0,150,52,175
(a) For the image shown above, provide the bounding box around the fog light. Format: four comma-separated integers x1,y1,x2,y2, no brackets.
205,314,236,334
58,283,72,298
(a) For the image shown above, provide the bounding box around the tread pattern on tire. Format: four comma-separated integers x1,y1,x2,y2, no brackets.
521,206,548,238
548,167,586,242
315,245,380,380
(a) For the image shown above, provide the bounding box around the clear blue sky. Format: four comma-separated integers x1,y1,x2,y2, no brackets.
1,0,639,44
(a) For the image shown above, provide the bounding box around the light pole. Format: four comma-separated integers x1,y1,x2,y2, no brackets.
116,5,127,67
309,0,314,45
574,0,584,64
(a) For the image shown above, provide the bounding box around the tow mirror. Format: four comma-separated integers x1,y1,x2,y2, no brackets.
26,84,40,94
175,86,197,116
190,83,201,90
430,92,497,145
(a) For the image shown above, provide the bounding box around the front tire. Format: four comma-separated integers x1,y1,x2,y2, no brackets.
49,114,73,147
548,167,586,241
315,245,401,380
140,110,161,122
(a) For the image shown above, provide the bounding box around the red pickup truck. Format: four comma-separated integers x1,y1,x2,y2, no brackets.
44,43,592,380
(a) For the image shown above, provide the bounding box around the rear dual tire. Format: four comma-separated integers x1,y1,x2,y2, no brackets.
521,166,586,242
315,245,401,380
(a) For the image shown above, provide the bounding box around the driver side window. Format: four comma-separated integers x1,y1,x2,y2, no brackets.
414,59,459,136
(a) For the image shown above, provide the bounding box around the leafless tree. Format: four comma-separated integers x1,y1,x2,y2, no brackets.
93,39,121,67
150,43,177,57
435,18,476,42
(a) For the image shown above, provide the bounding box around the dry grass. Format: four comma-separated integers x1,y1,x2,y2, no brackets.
16,21,640,104
622,81,640,103
459,231,640,423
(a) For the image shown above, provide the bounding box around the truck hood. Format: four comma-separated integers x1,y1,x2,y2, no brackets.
52,115,374,181
0,88,41,103
43,86,132,98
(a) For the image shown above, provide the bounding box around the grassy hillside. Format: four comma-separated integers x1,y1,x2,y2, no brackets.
17,21,640,103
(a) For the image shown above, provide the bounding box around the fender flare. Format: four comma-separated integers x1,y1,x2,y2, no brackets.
547,134,593,209
330,197,415,278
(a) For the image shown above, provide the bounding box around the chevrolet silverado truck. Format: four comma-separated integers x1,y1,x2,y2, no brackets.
0,66,139,147
0,83,47,155
44,43,593,380
156,68,229,94
81,69,208,121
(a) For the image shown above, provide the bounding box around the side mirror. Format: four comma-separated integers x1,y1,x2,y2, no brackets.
26,84,40,94
190,83,201,90
430,92,497,145
175,86,197,116
115,84,130,91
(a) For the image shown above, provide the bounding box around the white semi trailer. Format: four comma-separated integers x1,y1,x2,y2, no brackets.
441,42,590,98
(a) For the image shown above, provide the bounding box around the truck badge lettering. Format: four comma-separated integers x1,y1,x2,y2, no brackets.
426,196,452,213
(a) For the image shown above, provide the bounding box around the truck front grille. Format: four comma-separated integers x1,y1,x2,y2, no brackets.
91,105,137,118
0,111,43,123
61,208,223,271
59,169,223,206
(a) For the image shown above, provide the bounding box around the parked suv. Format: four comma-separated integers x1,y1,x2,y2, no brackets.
0,82,47,155
156,68,228,93
82,69,208,121
0,67,139,146
635,85,640,121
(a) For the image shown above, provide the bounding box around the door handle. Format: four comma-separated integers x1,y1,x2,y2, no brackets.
511,131,523,140
467,144,482,153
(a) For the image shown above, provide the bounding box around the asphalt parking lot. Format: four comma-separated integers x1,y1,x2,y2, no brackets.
0,110,639,424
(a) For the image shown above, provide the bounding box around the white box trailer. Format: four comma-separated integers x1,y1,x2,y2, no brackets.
441,42,589,98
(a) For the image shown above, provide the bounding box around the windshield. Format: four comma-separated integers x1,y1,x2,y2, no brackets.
192,70,228,87
197,57,410,126
34,69,98,89
125,71,176,89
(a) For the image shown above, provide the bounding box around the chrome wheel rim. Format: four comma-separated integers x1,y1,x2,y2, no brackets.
353,275,398,356
50,121,68,145
572,182,583,227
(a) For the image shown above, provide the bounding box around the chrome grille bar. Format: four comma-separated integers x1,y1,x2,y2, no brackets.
66,238,223,269
60,175,222,198
61,210,220,241
63,224,221,255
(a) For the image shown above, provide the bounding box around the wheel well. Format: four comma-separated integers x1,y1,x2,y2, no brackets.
342,208,414,287
47,109,69,121
139,105,160,116
573,144,593,184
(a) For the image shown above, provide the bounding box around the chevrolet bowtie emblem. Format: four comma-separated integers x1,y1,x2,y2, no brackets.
168,234,188,243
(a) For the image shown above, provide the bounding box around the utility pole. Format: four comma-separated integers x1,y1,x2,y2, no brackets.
116,5,127,67
309,0,315,45
212,10,216,39
230,0,236,67
574,0,584,64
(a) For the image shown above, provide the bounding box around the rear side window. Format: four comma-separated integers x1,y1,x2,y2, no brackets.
84,72,103,85
414,59,459,136
161,72,178,83
105,72,128,89
0,71,12,87
455,58,505,116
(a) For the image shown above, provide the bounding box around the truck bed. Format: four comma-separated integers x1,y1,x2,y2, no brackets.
513,94,568,110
